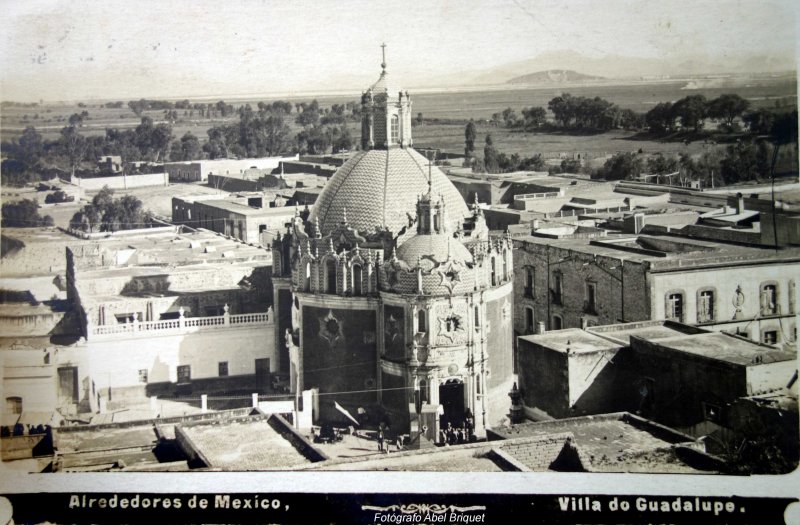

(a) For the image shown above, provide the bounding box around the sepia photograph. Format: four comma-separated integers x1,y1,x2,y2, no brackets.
0,0,798,523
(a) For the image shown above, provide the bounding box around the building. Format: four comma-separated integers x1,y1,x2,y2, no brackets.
164,155,298,182
516,321,796,443
271,54,515,440
513,232,799,346
172,194,309,245
1,228,277,421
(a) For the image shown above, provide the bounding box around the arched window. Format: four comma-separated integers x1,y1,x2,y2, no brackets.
433,213,440,233
419,379,428,403
304,261,311,291
697,288,715,323
326,259,337,294
390,115,399,143
524,267,534,298
490,258,497,286
525,307,534,334
474,306,480,328
551,314,563,330
666,292,684,322
352,264,363,296
760,282,778,315
418,309,427,333
502,253,508,281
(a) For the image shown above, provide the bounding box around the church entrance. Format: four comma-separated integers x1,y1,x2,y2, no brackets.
439,379,465,428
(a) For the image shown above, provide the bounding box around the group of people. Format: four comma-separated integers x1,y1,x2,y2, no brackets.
439,422,473,446
0,423,50,437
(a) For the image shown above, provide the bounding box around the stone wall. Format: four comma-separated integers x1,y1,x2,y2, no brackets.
73,172,168,191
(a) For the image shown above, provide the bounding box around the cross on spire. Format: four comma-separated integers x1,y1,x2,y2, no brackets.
380,43,387,71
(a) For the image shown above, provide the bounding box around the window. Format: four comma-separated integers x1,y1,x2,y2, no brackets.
666,292,684,322
761,283,778,315
552,272,563,305
6,397,22,415
703,402,721,423
490,258,497,286
433,213,440,233
524,268,534,298
390,115,399,143
138,369,148,383
177,365,191,384
502,255,508,282
762,330,778,345
419,379,428,403
474,306,480,329
326,259,337,294
525,307,534,334
218,362,229,377
697,289,715,323
304,261,311,291
417,309,427,333
352,264,363,296
585,282,597,314
552,314,563,330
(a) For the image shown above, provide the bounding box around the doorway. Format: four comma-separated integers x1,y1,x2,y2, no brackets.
439,379,465,428
255,358,271,392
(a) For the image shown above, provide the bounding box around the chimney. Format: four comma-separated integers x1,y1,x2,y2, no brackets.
536,321,546,334
736,192,744,214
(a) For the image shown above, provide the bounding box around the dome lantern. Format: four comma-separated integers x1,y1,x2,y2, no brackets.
361,44,413,150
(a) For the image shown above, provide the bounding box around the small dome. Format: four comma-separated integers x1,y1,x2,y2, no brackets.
309,148,469,237
396,233,473,270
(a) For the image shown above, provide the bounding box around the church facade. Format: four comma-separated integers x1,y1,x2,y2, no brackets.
272,54,514,440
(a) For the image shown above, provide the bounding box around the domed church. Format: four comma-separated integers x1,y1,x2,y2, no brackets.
272,49,514,441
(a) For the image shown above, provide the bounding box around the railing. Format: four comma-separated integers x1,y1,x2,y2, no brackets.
88,305,273,340
514,192,561,201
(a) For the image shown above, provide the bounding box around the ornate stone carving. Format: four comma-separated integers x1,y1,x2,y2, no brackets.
318,310,343,349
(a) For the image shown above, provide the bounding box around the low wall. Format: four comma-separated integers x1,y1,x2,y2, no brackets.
73,173,169,191
266,413,329,463
1,433,51,460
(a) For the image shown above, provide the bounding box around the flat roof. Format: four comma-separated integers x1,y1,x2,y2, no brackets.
519,328,623,354
491,413,708,473
179,418,312,470
587,320,707,345
513,233,800,269
641,332,796,366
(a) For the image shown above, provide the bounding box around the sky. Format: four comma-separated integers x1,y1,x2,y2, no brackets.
0,0,797,102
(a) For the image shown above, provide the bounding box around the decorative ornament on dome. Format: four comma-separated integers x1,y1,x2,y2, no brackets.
380,42,387,73
314,216,322,238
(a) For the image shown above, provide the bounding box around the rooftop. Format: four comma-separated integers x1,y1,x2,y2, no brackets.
642,332,796,366
177,416,314,470
490,413,711,473
587,320,708,345
519,328,623,354
513,232,800,269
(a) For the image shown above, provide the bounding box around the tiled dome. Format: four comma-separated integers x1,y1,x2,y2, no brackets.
310,148,470,237
396,233,473,270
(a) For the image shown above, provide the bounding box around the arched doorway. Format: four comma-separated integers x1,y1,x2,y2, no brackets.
439,378,465,428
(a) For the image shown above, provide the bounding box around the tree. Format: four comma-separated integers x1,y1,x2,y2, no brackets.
464,121,477,158
2,199,52,227
521,107,547,130
645,102,675,133
646,153,679,174
672,95,708,131
594,152,643,181
128,99,148,117
483,134,500,173
59,126,88,178
17,126,44,167
707,94,750,129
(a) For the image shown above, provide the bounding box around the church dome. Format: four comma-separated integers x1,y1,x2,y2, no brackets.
396,233,473,270
309,148,470,237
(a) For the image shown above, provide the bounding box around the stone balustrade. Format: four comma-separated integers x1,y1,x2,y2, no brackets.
87,305,273,340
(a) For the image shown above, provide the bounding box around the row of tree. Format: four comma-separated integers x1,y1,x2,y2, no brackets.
492,92,789,136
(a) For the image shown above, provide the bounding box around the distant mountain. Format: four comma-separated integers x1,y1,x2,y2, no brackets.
419,49,798,88
506,69,604,85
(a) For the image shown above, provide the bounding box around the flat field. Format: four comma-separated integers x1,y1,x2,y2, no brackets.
2,75,796,164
